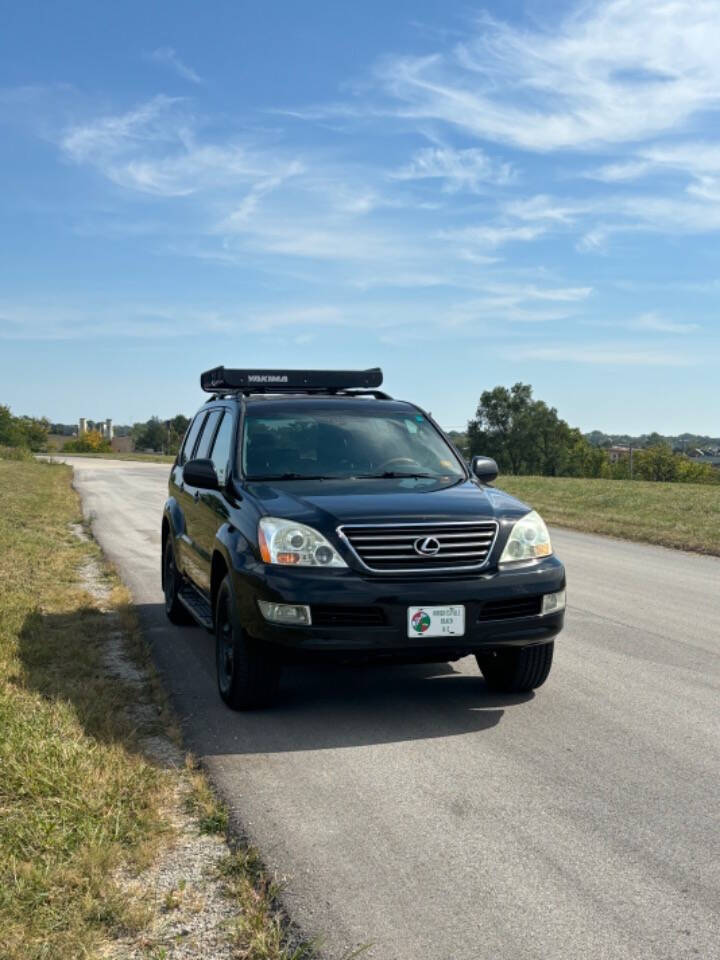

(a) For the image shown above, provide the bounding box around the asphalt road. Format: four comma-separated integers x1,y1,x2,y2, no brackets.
61,456,720,960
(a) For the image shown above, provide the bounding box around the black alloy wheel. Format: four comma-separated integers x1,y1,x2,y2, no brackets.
215,575,280,710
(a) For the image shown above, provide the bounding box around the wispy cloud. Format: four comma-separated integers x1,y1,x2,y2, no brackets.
391,145,514,192
585,141,720,206
632,312,700,334
375,1,720,151
148,47,203,84
504,195,592,225
438,223,546,249
20,1,719,364
60,95,302,197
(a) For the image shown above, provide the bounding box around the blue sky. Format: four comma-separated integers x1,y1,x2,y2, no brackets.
1,0,719,433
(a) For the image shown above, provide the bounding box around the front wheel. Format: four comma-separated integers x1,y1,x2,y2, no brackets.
215,576,281,710
476,641,554,693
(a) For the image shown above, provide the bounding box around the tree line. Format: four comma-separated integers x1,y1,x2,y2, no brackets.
131,415,190,454
63,415,192,454
1,406,191,457
2,390,718,485
457,383,719,485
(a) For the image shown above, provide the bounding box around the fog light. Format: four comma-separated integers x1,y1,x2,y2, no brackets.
541,590,566,615
257,600,311,625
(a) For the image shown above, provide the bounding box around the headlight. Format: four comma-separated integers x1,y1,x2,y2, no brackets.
499,510,552,562
258,518,347,568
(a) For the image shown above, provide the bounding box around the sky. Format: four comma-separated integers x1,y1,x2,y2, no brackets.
1,0,719,434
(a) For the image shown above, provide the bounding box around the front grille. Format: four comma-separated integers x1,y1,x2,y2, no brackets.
339,521,498,572
311,605,386,627
478,596,542,620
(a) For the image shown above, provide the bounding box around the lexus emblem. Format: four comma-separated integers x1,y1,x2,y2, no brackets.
414,536,441,556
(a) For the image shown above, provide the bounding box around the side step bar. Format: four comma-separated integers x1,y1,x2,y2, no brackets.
178,583,214,631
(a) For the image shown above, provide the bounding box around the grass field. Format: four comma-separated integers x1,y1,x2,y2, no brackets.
0,458,172,958
499,474,720,556
0,458,314,959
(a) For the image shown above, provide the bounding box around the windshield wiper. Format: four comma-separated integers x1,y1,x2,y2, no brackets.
245,473,332,481
355,471,440,479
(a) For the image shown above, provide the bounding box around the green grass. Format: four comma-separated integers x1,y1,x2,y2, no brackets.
498,474,720,556
0,457,320,960
0,444,34,461
0,458,172,959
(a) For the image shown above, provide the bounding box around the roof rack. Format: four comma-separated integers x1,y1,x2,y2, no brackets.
200,366,390,399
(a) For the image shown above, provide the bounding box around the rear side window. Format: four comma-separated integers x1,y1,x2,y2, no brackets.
195,410,222,460
209,412,234,485
179,413,206,465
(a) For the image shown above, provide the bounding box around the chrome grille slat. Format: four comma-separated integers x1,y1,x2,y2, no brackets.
358,540,492,551
351,530,488,541
338,520,499,573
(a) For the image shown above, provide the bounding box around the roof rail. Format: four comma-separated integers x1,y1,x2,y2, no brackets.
200,366,388,397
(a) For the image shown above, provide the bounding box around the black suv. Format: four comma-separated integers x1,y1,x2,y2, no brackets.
162,367,565,709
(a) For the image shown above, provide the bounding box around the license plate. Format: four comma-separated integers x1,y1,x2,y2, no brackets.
407,605,465,638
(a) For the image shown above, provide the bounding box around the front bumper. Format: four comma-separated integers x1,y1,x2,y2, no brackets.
233,555,565,657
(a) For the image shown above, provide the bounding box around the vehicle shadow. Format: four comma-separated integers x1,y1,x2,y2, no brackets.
16,605,171,760
135,603,535,757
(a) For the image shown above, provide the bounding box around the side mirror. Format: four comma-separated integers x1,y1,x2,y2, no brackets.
183,458,220,490
471,455,499,484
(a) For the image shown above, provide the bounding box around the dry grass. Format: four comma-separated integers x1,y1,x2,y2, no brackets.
0,459,171,958
0,458,319,960
498,474,720,556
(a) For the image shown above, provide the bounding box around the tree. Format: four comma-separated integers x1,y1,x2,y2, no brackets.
0,405,25,447
17,415,50,451
132,414,190,454
467,383,535,474
167,414,190,455
467,383,607,478
527,400,575,475
133,416,168,452
632,444,677,482
0,405,49,450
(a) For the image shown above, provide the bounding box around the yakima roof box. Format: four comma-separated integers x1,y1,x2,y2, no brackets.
200,366,384,395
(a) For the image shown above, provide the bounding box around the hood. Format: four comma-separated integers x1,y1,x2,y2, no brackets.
245,476,530,532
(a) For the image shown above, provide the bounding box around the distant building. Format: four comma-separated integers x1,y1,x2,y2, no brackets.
686,447,720,468
689,452,720,468
111,435,134,453
607,445,630,463
78,417,114,439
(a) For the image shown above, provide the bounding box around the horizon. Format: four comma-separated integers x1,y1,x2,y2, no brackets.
33,405,720,442
2,0,719,434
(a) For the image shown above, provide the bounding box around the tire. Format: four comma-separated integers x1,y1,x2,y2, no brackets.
476,641,554,693
215,575,281,710
163,537,193,625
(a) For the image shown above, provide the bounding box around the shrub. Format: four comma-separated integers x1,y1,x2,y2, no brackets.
63,430,111,453
0,445,33,462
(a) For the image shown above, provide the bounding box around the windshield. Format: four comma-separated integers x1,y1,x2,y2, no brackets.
242,408,465,480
